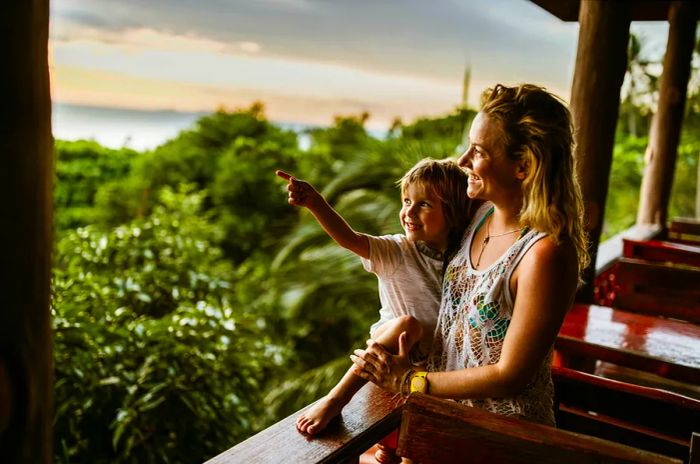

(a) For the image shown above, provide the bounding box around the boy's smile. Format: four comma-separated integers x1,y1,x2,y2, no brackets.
400,183,448,252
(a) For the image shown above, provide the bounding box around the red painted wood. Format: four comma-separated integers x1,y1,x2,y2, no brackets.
669,218,700,243
623,238,700,268
397,392,681,464
612,257,700,324
557,303,700,384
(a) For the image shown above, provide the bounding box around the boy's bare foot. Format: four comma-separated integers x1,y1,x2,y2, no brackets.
296,395,347,435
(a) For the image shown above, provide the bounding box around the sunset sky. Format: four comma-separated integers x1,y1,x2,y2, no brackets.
49,0,670,132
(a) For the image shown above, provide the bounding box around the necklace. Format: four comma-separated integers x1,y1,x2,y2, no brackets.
474,215,522,268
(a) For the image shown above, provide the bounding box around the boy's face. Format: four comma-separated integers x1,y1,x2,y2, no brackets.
400,183,448,251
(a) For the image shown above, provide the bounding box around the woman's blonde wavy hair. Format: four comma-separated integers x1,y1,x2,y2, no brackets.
480,84,590,280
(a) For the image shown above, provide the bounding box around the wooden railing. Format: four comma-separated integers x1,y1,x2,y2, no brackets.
205,223,700,463
204,383,401,463
398,392,683,464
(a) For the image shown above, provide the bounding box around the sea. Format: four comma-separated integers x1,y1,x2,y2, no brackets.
52,103,385,152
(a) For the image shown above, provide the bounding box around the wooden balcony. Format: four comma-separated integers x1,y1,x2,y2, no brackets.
207,224,700,463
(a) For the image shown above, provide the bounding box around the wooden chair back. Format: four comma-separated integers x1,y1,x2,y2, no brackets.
623,238,700,268
553,366,700,462
397,392,680,463
613,257,700,324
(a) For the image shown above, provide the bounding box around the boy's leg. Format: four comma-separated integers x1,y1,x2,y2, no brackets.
296,315,423,435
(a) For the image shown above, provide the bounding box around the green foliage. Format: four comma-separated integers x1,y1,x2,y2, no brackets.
602,135,647,239
670,132,699,219
52,186,283,463
52,68,700,461
55,140,137,231
130,105,300,262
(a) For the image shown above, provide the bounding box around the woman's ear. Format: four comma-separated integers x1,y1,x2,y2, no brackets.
515,158,530,180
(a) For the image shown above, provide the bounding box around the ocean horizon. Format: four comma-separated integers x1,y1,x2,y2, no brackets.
52,103,386,152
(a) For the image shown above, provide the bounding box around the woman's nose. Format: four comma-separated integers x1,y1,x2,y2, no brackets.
457,148,472,168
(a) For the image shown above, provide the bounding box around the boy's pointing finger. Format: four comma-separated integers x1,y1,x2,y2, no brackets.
275,170,293,181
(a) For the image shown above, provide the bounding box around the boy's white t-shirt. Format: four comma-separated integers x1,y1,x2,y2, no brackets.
360,233,443,361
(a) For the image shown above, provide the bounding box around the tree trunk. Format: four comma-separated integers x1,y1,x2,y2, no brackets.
570,0,631,302
637,1,699,226
0,0,54,462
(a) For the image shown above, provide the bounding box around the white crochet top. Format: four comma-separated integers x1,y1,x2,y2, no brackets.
427,202,555,425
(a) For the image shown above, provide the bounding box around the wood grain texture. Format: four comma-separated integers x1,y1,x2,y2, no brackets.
204,383,401,464
570,0,631,302
0,0,54,462
613,257,700,324
553,366,700,461
397,393,681,464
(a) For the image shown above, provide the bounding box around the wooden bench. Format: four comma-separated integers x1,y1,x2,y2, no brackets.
556,303,700,385
592,224,662,307
610,257,700,324
623,238,700,268
668,218,700,243
204,383,401,464
396,392,681,463
552,366,700,462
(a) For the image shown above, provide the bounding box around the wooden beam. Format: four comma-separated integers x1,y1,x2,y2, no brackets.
637,1,699,226
0,0,53,462
570,0,631,302
530,1,675,22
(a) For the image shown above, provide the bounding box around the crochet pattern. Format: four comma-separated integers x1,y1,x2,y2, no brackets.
428,203,555,425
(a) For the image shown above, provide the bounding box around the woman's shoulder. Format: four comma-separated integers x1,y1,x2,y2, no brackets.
520,234,578,275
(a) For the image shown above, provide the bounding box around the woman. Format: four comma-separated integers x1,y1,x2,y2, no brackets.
350,83,589,425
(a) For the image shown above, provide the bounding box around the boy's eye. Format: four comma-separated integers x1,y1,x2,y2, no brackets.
403,199,411,205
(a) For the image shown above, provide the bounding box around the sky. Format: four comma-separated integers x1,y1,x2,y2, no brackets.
49,0,671,135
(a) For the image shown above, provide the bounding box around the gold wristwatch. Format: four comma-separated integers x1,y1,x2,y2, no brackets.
410,371,429,394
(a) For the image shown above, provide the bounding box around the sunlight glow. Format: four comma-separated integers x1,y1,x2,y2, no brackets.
51,27,462,129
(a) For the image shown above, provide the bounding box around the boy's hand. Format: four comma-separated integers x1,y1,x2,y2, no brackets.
275,170,322,210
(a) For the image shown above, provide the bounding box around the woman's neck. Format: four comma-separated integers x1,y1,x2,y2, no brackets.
489,202,522,234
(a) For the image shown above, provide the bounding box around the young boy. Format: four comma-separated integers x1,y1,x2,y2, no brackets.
276,158,471,435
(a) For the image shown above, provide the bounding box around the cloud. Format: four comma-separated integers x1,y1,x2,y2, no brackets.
49,0,580,85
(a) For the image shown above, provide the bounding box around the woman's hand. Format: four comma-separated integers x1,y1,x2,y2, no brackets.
350,331,412,393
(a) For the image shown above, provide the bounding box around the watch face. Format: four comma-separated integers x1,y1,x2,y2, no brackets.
411,377,426,391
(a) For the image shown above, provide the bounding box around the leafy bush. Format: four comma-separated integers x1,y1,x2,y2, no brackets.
55,140,138,231
52,186,283,463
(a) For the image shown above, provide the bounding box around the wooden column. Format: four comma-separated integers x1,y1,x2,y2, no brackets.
0,0,53,462
637,1,699,226
570,0,631,302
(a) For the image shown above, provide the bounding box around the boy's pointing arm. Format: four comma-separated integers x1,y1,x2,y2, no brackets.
276,170,370,259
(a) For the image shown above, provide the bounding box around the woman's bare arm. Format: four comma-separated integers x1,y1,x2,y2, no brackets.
352,237,578,399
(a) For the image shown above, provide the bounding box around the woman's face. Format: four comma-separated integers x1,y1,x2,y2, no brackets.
457,112,523,202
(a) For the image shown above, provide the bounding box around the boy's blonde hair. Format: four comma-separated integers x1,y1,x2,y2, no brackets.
480,84,590,279
398,158,472,257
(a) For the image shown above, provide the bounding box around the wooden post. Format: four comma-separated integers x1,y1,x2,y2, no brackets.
570,0,631,302
637,1,699,226
0,0,53,463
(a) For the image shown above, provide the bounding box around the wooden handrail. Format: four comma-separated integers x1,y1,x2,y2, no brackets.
203,383,401,464
397,392,681,463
